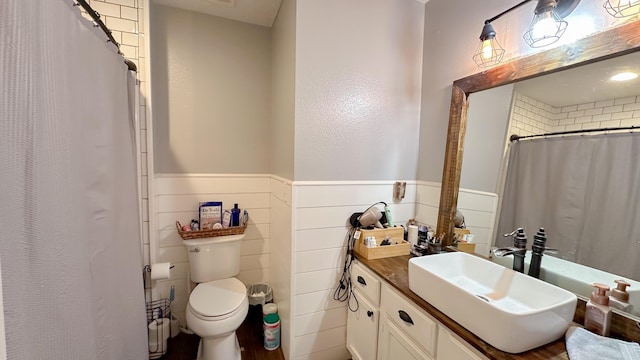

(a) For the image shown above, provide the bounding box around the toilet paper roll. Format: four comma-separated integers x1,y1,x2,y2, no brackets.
148,337,168,358
408,225,418,246
148,318,171,342
150,262,171,280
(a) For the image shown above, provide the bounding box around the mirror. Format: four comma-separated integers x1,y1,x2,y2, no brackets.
437,20,640,318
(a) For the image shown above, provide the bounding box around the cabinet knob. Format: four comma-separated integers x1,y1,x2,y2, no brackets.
398,310,414,325
367,310,373,318
357,276,367,286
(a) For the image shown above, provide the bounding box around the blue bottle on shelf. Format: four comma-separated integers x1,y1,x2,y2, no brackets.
231,203,241,227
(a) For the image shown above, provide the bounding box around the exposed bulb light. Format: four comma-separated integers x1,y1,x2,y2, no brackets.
472,23,505,68
473,0,579,68
610,72,638,81
532,12,559,39
603,0,640,18
482,39,493,59
523,0,568,48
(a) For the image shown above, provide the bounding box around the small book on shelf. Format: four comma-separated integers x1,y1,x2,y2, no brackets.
199,202,223,230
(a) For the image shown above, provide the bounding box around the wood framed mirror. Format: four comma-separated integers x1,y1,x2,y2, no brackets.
436,20,640,246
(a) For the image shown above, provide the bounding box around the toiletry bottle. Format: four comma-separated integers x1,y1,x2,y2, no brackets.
231,203,240,227
610,280,632,312
384,205,394,227
585,283,612,336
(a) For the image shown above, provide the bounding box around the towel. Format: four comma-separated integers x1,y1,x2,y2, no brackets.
565,326,640,360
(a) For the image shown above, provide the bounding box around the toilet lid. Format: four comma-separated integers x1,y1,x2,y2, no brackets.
190,278,246,318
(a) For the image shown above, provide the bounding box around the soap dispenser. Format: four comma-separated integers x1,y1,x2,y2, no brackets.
610,280,632,312
585,283,612,336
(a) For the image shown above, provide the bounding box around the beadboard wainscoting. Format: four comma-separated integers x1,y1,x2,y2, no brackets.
291,181,417,360
415,182,498,256
270,176,293,358
152,174,271,326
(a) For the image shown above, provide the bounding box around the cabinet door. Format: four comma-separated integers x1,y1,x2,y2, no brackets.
378,316,432,360
437,325,488,360
380,284,437,356
347,291,379,360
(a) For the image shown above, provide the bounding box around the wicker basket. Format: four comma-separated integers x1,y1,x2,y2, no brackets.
176,221,248,240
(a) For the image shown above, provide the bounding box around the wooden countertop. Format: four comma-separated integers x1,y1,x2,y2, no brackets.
354,254,569,360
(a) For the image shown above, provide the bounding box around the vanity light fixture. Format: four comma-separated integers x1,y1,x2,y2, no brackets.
523,0,568,47
473,0,580,67
610,71,638,81
604,0,640,17
472,23,505,68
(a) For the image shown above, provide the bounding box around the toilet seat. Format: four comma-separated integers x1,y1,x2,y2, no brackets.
189,278,247,320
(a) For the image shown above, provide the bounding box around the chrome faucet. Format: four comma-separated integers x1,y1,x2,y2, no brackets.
527,228,558,279
493,228,528,273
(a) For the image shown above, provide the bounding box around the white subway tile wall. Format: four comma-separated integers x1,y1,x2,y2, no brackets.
511,93,640,137
153,175,272,327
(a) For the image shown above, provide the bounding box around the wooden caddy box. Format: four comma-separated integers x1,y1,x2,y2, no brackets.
354,227,410,260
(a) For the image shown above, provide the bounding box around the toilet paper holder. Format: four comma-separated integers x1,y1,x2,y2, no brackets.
143,264,174,288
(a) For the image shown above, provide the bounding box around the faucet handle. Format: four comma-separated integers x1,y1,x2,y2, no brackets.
503,228,527,249
493,247,520,257
503,229,521,238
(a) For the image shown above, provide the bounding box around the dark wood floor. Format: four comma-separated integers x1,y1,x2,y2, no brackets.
161,305,285,360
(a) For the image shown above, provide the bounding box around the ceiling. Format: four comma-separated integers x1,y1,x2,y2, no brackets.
515,52,640,107
152,0,283,27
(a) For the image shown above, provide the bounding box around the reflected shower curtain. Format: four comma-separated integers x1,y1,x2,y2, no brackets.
496,133,640,279
0,1,147,359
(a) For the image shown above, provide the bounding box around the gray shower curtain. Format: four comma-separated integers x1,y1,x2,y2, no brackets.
0,1,147,359
496,133,640,280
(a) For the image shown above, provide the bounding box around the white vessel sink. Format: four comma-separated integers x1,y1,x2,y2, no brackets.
408,252,577,353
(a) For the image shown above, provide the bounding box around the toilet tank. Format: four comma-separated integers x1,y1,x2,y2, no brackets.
182,234,245,283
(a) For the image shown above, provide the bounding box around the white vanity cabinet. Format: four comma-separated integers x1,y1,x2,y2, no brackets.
437,325,488,360
347,262,381,360
378,316,432,360
347,261,489,360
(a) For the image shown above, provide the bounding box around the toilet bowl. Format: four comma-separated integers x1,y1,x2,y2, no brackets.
186,277,249,360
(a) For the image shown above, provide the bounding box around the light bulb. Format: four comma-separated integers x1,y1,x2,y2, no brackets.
482,39,493,59
532,12,558,39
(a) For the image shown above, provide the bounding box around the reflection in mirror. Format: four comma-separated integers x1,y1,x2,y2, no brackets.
461,51,640,318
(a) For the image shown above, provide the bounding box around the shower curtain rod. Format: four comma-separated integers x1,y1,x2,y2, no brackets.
509,125,639,142
74,0,137,72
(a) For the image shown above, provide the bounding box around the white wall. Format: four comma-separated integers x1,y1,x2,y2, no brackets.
150,4,271,174
291,181,416,359
293,0,425,181
270,0,296,180
152,175,271,325
417,0,637,184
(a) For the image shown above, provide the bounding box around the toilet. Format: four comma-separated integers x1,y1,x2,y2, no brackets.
183,234,248,360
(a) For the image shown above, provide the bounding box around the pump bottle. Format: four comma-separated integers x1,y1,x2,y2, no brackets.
231,204,241,227
585,283,612,336
610,280,632,312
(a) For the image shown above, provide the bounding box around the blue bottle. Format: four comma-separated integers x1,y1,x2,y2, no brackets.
231,204,241,227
